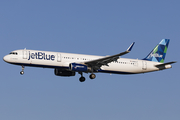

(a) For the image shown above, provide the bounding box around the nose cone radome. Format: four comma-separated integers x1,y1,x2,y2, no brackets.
3,55,9,62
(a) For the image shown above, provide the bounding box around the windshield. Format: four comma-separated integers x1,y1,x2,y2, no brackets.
9,52,18,55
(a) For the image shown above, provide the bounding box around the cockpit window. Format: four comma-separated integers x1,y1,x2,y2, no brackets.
9,52,18,55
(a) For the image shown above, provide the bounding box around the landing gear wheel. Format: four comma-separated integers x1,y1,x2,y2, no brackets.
20,71,24,75
79,77,86,82
89,73,96,79
78,72,86,82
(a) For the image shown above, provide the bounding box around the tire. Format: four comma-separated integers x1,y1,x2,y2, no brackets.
79,77,85,82
89,73,96,79
20,71,24,75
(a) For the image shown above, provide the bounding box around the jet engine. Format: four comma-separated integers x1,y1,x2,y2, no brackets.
54,68,75,76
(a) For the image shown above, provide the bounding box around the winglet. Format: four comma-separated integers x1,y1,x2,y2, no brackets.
127,42,135,52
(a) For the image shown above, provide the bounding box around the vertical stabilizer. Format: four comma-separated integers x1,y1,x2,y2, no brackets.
143,39,170,63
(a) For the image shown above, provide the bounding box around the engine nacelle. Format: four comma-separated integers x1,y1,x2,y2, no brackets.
54,68,75,76
69,63,90,72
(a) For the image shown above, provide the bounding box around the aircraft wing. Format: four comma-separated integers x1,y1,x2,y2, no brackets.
83,42,135,70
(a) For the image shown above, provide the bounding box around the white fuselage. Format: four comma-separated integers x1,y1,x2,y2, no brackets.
3,49,171,75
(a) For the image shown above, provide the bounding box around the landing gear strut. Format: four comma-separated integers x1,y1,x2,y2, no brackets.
20,65,24,75
79,72,85,82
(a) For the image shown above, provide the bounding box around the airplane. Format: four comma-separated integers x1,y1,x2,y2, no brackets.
3,39,176,82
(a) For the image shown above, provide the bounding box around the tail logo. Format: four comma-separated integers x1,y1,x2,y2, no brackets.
143,39,170,63
147,53,163,58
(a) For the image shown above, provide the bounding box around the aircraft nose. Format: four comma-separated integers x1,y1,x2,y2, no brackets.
3,55,8,62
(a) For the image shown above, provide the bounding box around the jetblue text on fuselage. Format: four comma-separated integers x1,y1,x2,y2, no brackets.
28,51,55,61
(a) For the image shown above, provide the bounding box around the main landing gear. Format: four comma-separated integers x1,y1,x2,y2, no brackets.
20,65,24,75
79,72,96,82
79,72,85,82
89,73,96,79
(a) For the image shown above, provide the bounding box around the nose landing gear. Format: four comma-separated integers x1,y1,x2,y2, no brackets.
20,65,24,75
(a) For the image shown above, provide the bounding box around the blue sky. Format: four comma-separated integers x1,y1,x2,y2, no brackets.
0,0,179,120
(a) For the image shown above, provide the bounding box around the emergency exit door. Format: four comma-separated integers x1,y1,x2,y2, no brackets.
57,53,61,62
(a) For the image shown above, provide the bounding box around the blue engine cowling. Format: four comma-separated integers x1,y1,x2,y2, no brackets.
69,63,89,72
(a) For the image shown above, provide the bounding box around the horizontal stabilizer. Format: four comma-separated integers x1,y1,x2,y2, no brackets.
155,61,177,67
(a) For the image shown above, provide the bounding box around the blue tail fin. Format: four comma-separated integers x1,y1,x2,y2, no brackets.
143,39,170,63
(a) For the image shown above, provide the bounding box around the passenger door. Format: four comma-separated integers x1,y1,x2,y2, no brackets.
142,61,147,70
23,49,27,59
